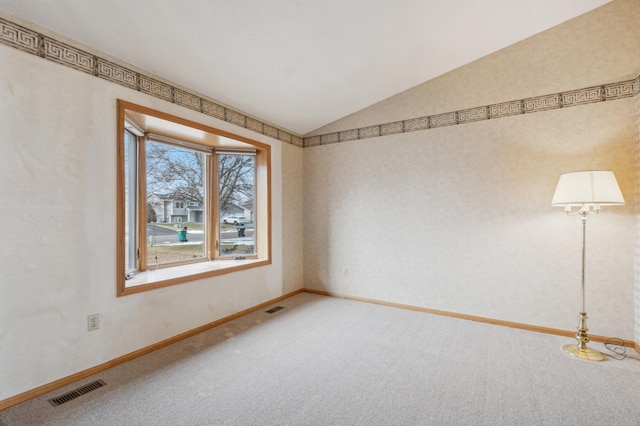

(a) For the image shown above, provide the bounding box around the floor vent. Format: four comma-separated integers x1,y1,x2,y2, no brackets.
265,306,285,314
48,380,106,407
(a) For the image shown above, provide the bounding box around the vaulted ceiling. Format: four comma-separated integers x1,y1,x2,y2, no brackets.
0,0,610,135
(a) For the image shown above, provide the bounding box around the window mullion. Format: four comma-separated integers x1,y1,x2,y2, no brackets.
137,135,148,272
252,158,258,256
210,154,219,259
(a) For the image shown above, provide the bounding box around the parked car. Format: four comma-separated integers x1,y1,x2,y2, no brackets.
221,215,245,225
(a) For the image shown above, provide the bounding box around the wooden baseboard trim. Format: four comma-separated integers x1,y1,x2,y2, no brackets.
3,287,634,411
304,288,636,347
0,288,304,411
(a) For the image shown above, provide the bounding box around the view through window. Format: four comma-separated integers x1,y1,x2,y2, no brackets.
117,100,271,295
146,140,207,267
218,153,255,256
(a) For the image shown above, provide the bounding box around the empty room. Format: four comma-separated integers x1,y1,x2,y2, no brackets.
2,0,640,424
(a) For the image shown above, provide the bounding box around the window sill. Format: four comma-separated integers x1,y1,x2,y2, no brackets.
119,258,270,296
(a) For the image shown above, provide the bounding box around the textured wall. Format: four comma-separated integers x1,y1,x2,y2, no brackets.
1,0,639,406
304,101,635,338
282,142,304,293
0,43,300,400
303,0,640,342
636,84,640,345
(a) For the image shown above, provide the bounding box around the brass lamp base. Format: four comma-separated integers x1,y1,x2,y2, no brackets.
562,312,605,361
562,344,605,361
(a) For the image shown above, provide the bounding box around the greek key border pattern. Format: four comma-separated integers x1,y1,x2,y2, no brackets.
43,37,94,74
0,16,303,148
305,78,640,148
0,17,38,54
0,15,636,152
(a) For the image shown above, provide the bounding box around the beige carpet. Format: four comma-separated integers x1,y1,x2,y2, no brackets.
2,292,640,425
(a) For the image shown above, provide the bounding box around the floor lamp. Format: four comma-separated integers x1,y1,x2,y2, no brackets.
551,170,624,361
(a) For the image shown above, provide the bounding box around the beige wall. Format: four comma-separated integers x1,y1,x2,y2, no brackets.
304,101,635,337
303,0,640,342
282,142,305,294
1,0,639,406
0,43,303,401
635,85,640,345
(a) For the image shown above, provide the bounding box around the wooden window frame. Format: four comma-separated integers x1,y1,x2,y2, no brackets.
116,100,271,296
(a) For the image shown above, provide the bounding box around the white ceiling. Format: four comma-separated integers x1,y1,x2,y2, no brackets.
0,0,610,135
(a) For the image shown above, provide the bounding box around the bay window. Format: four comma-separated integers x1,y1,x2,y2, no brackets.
117,100,271,296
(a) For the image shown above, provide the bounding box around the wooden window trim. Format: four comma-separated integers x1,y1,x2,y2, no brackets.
116,99,271,297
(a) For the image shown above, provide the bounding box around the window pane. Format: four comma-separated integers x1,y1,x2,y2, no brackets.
124,130,138,273
146,141,206,266
219,153,255,256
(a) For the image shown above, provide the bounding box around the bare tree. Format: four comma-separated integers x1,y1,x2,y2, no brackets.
147,143,204,202
218,154,254,212
145,142,254,216
147,203,157,223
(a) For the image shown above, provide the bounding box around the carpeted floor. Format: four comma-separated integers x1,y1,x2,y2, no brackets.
2,292,640,425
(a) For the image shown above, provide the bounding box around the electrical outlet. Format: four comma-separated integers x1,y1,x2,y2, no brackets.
87,313,100,331
343,267,349,277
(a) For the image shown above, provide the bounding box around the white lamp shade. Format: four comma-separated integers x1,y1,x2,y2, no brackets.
552,170,624,207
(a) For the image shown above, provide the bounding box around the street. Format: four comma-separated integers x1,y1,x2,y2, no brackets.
147,224,253,245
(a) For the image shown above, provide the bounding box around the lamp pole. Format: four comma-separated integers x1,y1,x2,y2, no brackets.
580,213,587,315
562,210,604,361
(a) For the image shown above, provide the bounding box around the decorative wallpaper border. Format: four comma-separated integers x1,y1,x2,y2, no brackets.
0,16,303,148
2,14,639,151
304,77,640,148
